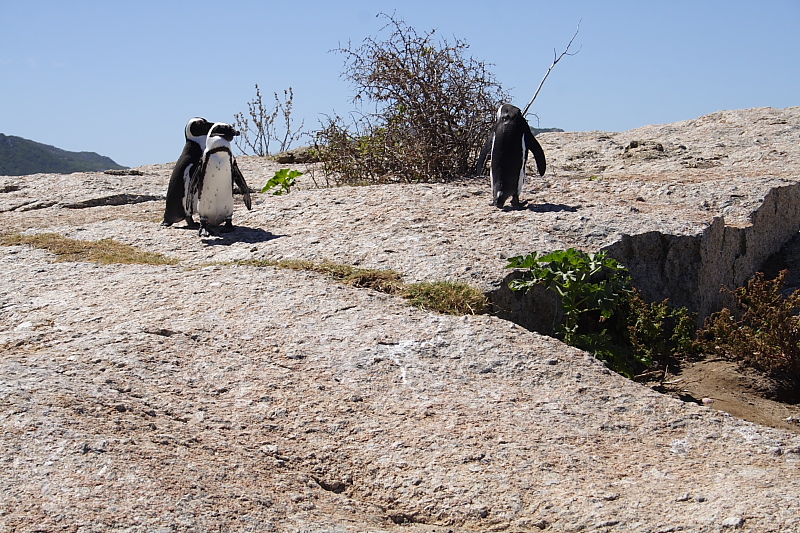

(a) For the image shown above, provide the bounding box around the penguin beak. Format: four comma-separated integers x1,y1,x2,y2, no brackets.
233,129,240,137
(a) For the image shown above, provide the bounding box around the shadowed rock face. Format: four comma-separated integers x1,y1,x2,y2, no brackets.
492,179,800,332
1,107,800,531
604,183,800,320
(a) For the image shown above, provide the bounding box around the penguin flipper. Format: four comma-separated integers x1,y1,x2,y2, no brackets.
475,134,493,176
185,162,203,215
232,159,252,210
524,127,546,176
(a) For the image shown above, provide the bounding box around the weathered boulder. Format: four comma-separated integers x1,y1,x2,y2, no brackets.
273,145,318,164
1,106,800,531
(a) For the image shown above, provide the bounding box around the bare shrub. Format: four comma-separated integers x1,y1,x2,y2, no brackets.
699,270,800,391
314,13,508,185
233,85,304,157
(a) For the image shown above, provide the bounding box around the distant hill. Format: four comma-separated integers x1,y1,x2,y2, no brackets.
532,127,564,135
0,134,127,176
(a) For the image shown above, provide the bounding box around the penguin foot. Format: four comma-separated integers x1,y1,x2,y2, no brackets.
198,224,211,238
511,197,528,209
160,220,173,227
184,217,199,229
220,220,234,233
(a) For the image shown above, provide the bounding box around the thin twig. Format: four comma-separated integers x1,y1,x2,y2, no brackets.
522,21,582,116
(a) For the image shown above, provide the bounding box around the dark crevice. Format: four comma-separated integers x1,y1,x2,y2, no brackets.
61,194,163,209
388,512,425,525
491,183,800,333
312,476,348,494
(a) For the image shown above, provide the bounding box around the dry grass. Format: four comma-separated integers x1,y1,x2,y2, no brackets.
235,258,488,315
0,235,488,315
0,232,178,266
405,280,490,315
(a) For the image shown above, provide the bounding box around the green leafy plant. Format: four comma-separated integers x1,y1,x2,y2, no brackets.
507,248,695,377
261,168,302,195
624,289,697,366
508,249,633,345
699,270,800,389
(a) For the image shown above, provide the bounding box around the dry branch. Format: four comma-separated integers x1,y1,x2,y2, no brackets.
522,21,582,116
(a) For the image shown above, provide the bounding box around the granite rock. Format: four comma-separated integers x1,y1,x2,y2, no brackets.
1,106,800,531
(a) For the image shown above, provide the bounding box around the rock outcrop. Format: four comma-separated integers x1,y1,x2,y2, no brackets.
1,106,800,531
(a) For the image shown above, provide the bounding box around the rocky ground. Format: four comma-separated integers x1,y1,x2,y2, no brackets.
1,106,800,531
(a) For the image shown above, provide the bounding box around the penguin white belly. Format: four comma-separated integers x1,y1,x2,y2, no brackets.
517,136,527,195
198,153,234,226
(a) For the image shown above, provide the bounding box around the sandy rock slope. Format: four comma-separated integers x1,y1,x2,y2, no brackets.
1,106,800,532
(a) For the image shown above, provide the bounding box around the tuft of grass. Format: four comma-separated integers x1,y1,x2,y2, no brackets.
0,232,178,265
236,258,404,293
235,258,487,315
405,281,490,315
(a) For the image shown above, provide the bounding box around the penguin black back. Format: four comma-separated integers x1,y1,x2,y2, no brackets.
162,117,213,226
476,104,546,208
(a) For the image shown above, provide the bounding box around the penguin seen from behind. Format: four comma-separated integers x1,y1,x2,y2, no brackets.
162,117,214,227
476,104,546,209
185,122,252,237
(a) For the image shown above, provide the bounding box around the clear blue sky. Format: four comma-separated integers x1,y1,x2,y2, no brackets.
1,1,798,168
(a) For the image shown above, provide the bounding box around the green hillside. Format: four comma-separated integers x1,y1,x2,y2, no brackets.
532,127,564,135
0,134,127,176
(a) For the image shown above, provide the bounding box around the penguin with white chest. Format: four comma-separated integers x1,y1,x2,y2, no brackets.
185,122,252,237
476,104,546,208
162,117,214,227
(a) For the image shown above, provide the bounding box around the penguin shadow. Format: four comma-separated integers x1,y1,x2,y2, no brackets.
523,202,579,213
200,226,283,246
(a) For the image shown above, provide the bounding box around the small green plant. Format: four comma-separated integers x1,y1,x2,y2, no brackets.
624,289,697,366
699,270,800,387
261,168,302,195
507,248,695,377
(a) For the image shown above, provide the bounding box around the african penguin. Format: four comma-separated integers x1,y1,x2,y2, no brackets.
162,117,214,227
476,104,546,209
185,122,252,237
